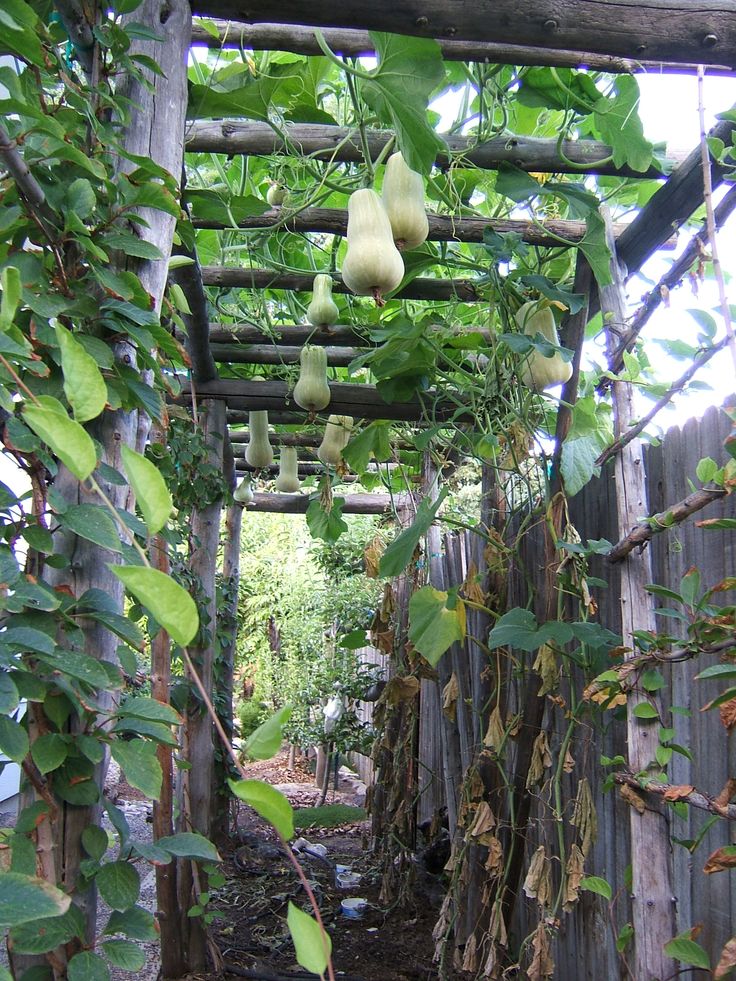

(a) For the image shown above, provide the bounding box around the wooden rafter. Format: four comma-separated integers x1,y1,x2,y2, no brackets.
189,0,736,69
185,121,676,179
190,19,736,75
239,491,405,513
204,323,491,346
191,206,642,249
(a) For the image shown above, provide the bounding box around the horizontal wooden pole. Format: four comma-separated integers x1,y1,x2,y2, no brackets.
239,491,404,514
192,206,629,247
207,323,492,346
185,121,674,179
190,19,736,75
202,267,475,302
178,378,470,422
211,342,359,366
235,460,361,477
228,430,415,451
189,0,736,69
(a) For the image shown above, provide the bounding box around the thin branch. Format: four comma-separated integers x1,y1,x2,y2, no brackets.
594,333,732,469
53,0,95,75
599,183,736,388
605,486,728,563
698,65,736,375
615,772,736,821
0,124,59,233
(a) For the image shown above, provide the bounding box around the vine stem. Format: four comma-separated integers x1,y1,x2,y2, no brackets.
697,65,736,375
180,646,336,981
313,29,375,82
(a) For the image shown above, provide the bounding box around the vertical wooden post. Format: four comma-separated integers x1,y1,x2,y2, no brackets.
601,209,676,980
177,398,226,971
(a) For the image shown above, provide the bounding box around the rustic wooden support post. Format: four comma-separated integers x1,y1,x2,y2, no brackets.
600,209,676,981
177,398,226,970
212,436,241,843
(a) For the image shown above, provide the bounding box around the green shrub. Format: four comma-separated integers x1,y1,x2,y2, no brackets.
237,699,265,740
293,804,367,829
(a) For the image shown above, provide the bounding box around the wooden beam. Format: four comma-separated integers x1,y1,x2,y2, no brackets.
189,0,736,69
185,121,674,179
202,267,477,302
228,430,415,451
240,491,404,513
170,244,218,383
235,460,361,477
211,343,359,366
190,19,736,75
192,206,634,247
178,378,470,422
206,323,492,346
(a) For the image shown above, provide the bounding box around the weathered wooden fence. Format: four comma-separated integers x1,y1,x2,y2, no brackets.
355,404,736,976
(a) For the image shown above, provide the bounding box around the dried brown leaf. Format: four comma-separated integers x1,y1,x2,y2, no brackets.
704,846,736,875
485,836,504,877
461,932,479,973
523,846,552,906
563,844,585,912
468,801,496,840
720,698,736,732
462,561,487,604
364,537,382,578
715,937,736,978
563,747,575,774
571,778,597,858
662,784,695,801
385,675,420,706
528,921,555,981
442,673,459,722
620,783,646,814
533,644,559,696
526,731,552,789
483,705,505,751
714,778,736,810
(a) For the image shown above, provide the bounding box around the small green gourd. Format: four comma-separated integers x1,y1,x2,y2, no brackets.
306,274,339,328
266,183,288,207
293,346,330,412
317,415,353,467
341,188,404,305
233,474,254,504
515,301,573,391
382,151,429,251
274,446,301,493
245,378,274,467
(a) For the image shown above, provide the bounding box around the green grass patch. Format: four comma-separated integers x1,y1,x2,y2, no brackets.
293,804,367,829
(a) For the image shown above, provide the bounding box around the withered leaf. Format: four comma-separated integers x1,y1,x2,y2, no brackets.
563,747,575,774
528,921,555,980
523,846,552,906
442,673,459,722
571,778,597,858
533,644,559,696
720,698,736,732
563,844,585,913
467,801,496,840
461,932,479,973
485,836,504,877
620,783,646,814
704,845,736,875
462,561,487,604
484,705,505,751
662,784,694,801
715,936,736,979
526,731,552,789
385,675,420,706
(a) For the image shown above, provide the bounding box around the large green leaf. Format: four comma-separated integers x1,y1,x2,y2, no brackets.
306,497,348,544
111,739,162,800
155,832,220,862
0,715,28,763
0,0,45,66
101,940,146,971
30,733,68,774
287,902,332,976
54,323,107,424
379,489,448,578
0,873,71,928
23,396,96,480
59,505,122,554
104,906,159,941
243,707,292,761
9,904,85,954
362,33,446,174
664,937,710,970
68,951,110,981
121,445,172,535
593,76,653,174
342,421,393,473
116,696,182,726
229,779,294,840
0,266,21,332
110,566,198,646
96,862,140,912
408,587,465,666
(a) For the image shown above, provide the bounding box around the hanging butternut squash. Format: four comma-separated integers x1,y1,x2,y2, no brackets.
340,188,404,305
515,301,573,391
382,151,429,251
245,377,274,468
233,474,255,504
293,345,331,412
274,446,301,493
317,415,354,467
306,274,339,328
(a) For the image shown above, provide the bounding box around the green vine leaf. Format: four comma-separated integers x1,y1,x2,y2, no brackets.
23,396,97,481
110,739,162,801
54,322,107,423
243,707,292,761
379,489,448,578
110,566,198,646
0,872,71,928
287,901,332,976
121,445,173,535
228,779,294,840
408,586,465,666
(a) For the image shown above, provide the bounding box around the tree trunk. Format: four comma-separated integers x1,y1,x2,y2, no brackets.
601,209,676,981
176,398,226,971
